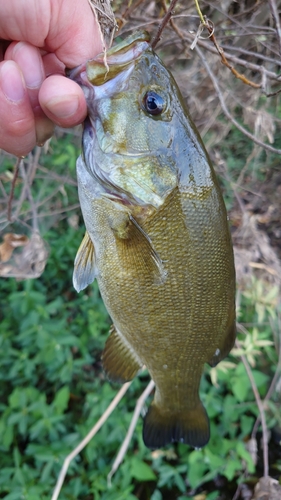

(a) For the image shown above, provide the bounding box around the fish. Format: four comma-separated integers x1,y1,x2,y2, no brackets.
69,31,236,449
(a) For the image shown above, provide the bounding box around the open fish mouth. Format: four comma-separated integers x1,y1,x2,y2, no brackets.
68,31,150,91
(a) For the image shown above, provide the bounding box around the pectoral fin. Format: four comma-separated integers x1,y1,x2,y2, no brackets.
73,232,97,292
102,325,143,383
109,210,166,284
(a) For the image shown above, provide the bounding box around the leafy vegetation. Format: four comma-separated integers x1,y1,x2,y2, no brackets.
1,0,281,495
0,130,281,499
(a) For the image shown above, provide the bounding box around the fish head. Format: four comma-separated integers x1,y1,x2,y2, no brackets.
69,31,213,208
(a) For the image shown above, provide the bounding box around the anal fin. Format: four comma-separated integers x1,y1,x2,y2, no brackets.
73,232,96,292
102,325,143,383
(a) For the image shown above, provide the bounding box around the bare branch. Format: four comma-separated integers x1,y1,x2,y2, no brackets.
108,379,155,485
7,157,21,221
195,38,281,83
19,161,38,232
252,316,281,439
195,45,281,155
269,0,281,58
236,340,269,478
51,382,132,500
121,0,147,21
151,0,179,49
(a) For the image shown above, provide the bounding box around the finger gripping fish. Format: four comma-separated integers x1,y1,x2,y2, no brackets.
69,31,236,449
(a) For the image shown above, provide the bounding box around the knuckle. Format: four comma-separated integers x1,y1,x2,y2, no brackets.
5,116,33,138
1,117,35,155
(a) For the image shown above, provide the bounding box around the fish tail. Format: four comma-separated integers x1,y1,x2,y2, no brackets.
143,401,210,449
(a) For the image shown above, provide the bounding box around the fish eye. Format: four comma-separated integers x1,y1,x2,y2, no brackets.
143,91,165,116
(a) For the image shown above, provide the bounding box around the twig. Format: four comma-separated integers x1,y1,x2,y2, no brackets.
87,0,116,64
151,0,179,49
36,165,77,186
51,381,132,500
269,0,281,58
13,154,35,221
107,379,155,486
236,340,269,478
19,161,38,232
220,43,280,66
121,0,147,20
161,0,186,43
193,0,205,24
189,0,260,87
195,37,281,83
206,20,260,88
252,316,281,439
266,88,281,97
7,157,21,221
232,483,242,500
194,45,281,155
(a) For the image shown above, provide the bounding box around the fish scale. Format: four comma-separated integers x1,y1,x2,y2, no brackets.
71,31,236,449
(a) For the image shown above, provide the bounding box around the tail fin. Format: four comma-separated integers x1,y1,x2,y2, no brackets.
143,401,210,449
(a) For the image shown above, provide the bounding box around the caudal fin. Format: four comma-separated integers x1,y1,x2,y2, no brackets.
143,401,210,449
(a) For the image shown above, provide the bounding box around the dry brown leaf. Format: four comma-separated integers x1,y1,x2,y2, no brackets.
233,211,281,291
0,231,48,279
193,494,207,500
253,476,281,500
243,107,276,145
0,233,28,262
245,438,258,466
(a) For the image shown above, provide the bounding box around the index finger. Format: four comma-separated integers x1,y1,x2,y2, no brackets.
0,0,103,66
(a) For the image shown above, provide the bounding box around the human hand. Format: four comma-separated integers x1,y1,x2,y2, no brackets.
0,0,103,156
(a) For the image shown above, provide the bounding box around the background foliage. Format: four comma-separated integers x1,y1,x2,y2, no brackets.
1,1,281,499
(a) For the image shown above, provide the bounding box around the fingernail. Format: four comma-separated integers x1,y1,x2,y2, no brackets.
46,95,79,119
0,61,25,102
13,42,44,89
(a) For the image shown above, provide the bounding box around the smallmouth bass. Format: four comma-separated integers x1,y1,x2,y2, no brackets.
70,32,236,449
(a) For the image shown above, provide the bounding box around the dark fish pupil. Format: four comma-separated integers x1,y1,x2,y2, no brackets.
144,91,164,115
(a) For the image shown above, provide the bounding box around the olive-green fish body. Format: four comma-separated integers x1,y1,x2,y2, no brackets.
71,32,236,449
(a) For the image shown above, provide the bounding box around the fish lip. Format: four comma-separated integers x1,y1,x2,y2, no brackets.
68,31,151,90
86,31,150,85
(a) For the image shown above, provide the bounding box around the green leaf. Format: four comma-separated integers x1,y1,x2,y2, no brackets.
232,376,250,402
130,458,156,481
207,491,220,500
53,386,70,414
252,370,269,388
151,490,162,500
236,442,255,473
224,458,241,480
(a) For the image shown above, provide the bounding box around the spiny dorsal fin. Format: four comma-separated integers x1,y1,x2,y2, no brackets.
102,325,143,384
73,232,97,292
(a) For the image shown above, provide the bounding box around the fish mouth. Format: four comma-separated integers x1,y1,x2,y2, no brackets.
68,31,150,90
